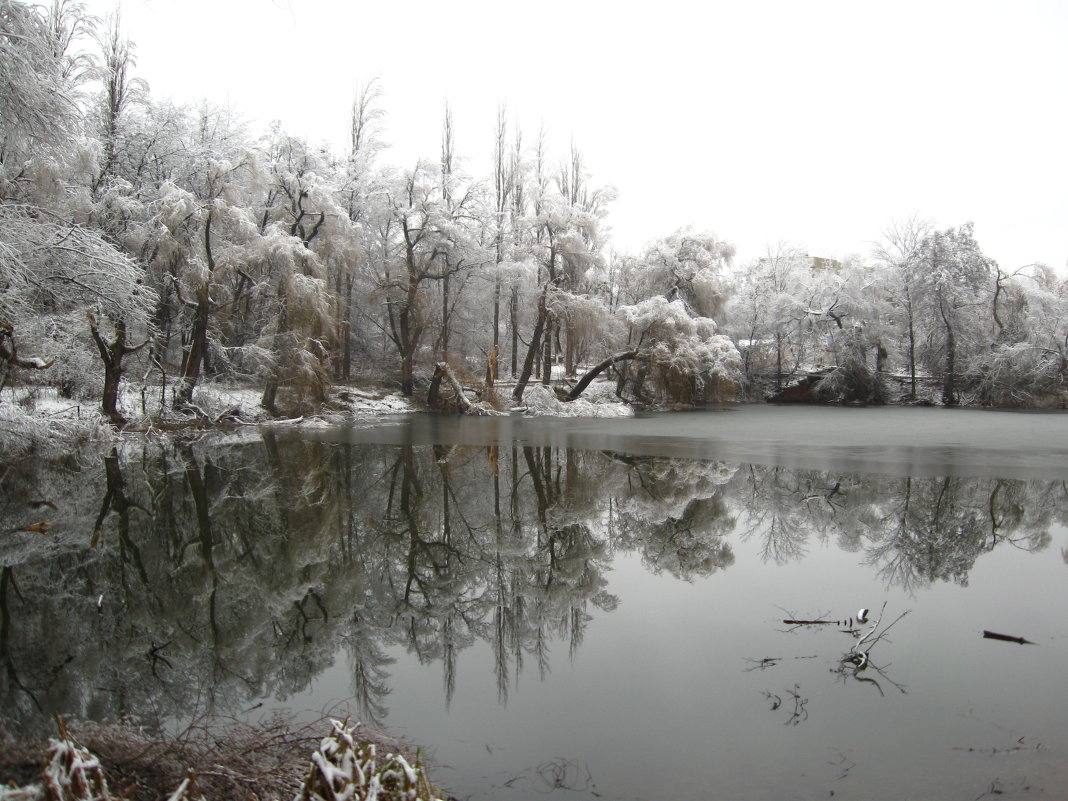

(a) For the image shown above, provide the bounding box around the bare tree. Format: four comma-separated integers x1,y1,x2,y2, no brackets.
874,215,932,401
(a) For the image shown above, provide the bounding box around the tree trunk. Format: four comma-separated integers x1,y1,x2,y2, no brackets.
906,308,917,401
429,361,476,413
261,378,279,416
101,366,124,426
88,312,145,427
513,287,549,402
493,277,501,350
565,319,576,377
486,344,499,388
940,298,958,406
400,349,415,396
341,320,352,383
564,351,638,401
440,272,450,361
509,286,519,377
775,331,784,392
541,317,553,385
176,290,210,406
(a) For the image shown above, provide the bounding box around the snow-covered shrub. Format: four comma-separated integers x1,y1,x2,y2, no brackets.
619,297,742,407
297,719,441,801
815,361,886,405
1,718,442,801
46,340,105,403
523,383,632,417
0,404,111,459
973,343,1066,407
34,723,112,801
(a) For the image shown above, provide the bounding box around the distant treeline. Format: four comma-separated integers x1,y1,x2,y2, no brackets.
1,1,1065,424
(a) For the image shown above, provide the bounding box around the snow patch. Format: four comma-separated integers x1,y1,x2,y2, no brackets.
520,383,633,418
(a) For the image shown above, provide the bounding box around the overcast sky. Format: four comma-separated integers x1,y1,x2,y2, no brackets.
82,0,1067,271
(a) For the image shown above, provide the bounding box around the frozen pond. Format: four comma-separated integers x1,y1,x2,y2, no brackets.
1,405,1067,799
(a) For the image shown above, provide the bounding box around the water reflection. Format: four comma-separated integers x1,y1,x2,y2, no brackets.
0,431,1062,737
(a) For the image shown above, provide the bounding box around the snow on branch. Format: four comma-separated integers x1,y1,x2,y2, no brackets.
0,204,156,325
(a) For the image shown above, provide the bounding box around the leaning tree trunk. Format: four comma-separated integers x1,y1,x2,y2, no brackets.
564,351,638,401
513,286,549,402
0,322,55,395
428,361,476,413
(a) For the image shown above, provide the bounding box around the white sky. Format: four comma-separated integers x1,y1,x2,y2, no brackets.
81,0,1068,270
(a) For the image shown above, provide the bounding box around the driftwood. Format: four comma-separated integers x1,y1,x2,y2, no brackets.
782,619,837,626
982,630,1037,645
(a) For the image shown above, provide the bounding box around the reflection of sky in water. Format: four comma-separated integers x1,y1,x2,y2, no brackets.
352,529,1068,801
327,531,1056,799
3,407,1067,800
283,406,1068,800
319,405,1068,480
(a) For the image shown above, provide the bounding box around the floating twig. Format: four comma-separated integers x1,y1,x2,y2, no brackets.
982,630,1037,645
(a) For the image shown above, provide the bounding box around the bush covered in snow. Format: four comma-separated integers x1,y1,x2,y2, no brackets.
522,383,632,418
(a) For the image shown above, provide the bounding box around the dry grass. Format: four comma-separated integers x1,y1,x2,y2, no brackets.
0,714,441,801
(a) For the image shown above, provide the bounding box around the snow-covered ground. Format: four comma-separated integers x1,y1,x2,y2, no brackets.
0,376,633,458
515,382,632,418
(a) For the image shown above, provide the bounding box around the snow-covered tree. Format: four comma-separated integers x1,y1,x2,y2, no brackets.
623,228,735,321
873,216,933,400
908,222,995,405
616,296,741,405
724,244,809,392
511,140,612,401
972,264,1067,406
374,161,485,396
0,0,85,170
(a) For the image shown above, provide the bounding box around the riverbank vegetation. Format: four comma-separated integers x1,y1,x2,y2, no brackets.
2,1,1065,442
0,715,443,800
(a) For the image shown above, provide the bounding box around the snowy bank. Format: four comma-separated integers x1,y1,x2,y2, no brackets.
517,383,633,417
0,716,444,801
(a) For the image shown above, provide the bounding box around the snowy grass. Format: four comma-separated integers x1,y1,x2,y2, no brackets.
0,716,443,801
0,400,113,459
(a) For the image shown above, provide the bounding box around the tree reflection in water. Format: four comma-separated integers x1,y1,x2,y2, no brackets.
0,433,1060,736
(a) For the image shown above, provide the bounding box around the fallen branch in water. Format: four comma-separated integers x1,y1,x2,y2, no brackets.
782,619,836,626
982,630,1037,645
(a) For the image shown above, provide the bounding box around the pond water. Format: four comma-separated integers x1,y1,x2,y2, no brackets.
2,406,1067,800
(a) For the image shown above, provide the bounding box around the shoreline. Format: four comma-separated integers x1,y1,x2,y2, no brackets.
0,714,446,801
